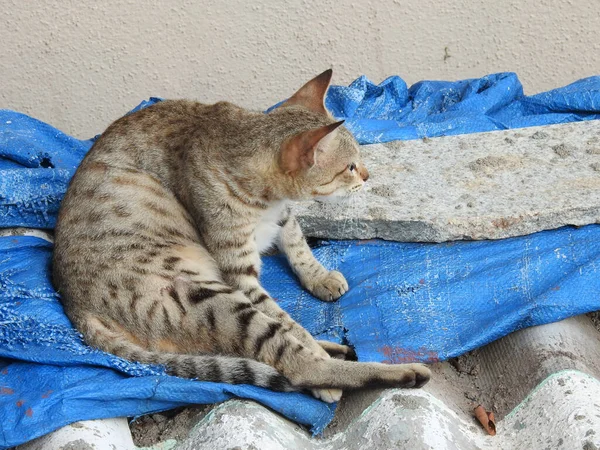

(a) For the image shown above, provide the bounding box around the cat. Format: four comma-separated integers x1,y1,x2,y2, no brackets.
52,69,430,403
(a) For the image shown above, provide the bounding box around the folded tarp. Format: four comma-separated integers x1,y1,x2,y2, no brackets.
1,72,599,448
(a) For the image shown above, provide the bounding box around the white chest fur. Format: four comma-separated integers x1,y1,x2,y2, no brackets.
255,201,287,254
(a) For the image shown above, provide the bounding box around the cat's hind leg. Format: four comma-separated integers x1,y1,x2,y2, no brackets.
176,283,431,400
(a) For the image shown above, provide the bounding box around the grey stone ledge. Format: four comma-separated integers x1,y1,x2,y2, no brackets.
294,120,600,242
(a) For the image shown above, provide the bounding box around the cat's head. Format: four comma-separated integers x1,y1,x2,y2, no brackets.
269,70,369,201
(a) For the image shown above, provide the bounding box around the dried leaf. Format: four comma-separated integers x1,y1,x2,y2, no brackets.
474,404,496,436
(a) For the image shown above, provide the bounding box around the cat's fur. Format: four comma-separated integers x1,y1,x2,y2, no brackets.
53,70,430,402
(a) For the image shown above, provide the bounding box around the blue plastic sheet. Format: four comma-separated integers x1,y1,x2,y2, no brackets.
263,228,600,364
0,236,335,447
1,72,599,448
324,72,600,144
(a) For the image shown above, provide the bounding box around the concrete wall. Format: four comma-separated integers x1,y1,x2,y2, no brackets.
2,0,599,138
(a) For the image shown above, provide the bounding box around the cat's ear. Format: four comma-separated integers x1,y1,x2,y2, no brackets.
279,120,344,174
280,69,333,115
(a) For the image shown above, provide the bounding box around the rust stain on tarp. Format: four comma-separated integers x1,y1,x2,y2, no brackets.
380,345,439,364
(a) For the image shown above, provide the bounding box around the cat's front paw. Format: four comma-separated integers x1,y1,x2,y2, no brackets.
311,388,343,403
306,270,348,302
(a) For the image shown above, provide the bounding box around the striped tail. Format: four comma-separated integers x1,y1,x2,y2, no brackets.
82,316,294,392
116,345,297,392
125,347,294,392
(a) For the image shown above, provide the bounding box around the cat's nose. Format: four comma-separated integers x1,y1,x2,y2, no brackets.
359,167,369,182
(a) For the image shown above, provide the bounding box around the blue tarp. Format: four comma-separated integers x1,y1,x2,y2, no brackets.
285,71,600,144
1,72,600,448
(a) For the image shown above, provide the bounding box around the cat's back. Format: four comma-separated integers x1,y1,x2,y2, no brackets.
52,100,217,303
58,99,249,206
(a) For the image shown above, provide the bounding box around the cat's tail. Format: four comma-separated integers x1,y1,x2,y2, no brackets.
128,348,294,392
82,315,295,392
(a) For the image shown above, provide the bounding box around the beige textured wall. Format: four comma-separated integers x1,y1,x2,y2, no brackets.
2,0,599,139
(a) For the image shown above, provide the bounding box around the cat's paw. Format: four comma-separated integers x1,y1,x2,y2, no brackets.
414,365,432,388
306,270,348,302
317,340,357,361
400,364,432,388
311,388,343,403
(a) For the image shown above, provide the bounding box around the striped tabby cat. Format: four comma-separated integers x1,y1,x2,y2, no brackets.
53,70,430,402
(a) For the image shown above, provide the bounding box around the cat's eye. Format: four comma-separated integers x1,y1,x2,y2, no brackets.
348,163,357,172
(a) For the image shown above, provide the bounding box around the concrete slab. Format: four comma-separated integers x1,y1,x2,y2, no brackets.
294,120,600,242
